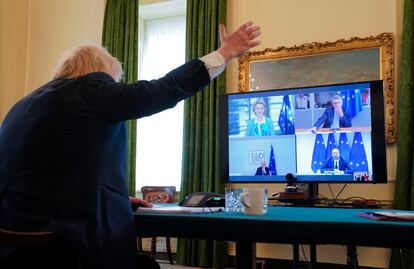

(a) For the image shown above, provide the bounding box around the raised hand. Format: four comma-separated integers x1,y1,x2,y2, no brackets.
217,21,261,63
334,106,344,117
309,127,318,134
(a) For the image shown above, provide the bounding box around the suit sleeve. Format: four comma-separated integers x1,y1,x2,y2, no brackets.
245,120,253,137
313,108,329,128
84,59,210,122
321,159,330,170
339,109,352,127
344,160,353,174
267,118,275,136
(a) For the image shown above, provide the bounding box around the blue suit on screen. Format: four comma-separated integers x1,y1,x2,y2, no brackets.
255,167,270,176
322,157,353,174
313,107,352,129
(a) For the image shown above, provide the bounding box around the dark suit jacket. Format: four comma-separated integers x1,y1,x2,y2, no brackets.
313,107,352,129
322,157,352,173
0,59,210,268
255,167,270,176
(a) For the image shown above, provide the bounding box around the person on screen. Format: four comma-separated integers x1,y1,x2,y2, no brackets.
310,95,352,133
322,148,352,174
295,93,310,109
362,88,371,106
255,159,270,176
245,101,275,136
0,21,261,269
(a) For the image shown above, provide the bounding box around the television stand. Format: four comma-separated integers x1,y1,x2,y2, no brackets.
275,183,319,206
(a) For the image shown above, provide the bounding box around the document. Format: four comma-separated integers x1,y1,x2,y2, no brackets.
356,211,414,221
136,205,223,214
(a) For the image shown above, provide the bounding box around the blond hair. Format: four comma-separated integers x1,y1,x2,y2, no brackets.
52,45,123,82
252,100,266,115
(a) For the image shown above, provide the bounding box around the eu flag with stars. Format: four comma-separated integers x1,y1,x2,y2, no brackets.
338,133,350,162
349,132,369,172
278,95,295,134
325,133,337,161
311,134,325,173
340,89,363,118
269,144,277,175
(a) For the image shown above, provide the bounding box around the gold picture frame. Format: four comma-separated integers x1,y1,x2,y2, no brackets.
238,33,395,143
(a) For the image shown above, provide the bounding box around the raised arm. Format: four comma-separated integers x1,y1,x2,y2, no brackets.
89,22,262,122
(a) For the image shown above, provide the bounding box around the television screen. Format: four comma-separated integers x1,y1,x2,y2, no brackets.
219,80,387,184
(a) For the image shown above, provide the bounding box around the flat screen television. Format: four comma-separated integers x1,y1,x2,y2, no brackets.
219,80,387,184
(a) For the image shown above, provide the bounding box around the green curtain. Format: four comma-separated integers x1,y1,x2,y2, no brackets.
176,0,227,268
102,0,138,196
390,0,414,268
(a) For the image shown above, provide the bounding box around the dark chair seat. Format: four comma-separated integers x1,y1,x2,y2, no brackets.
0,228,85,268
0,228,56,246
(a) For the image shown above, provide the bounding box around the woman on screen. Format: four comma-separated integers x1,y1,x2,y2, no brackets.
245,101,275,136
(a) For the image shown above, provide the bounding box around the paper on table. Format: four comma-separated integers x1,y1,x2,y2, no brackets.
373,211,414,221
356,211,414,221
136,205,223,214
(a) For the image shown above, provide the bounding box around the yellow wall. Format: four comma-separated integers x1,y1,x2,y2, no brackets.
226,0,400,199
25,0,105,92
0,0,105,122
0,0,29,119
226,0,401,268
0,0,403,268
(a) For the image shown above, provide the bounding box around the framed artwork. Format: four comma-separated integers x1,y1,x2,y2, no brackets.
249,150,265,164
238,33,395,143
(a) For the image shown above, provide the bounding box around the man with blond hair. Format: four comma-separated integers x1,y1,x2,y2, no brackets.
0,22,261,269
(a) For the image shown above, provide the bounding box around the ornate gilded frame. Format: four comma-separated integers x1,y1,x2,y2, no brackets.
238,33,395,143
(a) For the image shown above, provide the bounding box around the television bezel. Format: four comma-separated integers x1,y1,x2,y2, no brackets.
219,80,387,184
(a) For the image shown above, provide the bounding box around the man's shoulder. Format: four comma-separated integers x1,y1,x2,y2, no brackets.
82,72,114,82
322,106,333,113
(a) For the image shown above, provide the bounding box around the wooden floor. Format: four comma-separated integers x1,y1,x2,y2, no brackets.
158,261,231,269
158,261,206,269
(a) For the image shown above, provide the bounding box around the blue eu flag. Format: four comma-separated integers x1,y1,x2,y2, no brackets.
341,89,363,118
278,95,295,134
269,144,277,175
338,133,350,162
349,132,369,172
325,133,337,161
311,134,325,173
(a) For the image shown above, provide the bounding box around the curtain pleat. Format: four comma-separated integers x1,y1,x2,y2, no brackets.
102,0,139,196
390,0,414,268
176,0,228,268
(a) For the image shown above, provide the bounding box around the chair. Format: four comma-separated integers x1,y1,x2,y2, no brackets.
0,228,56,246
0,228,85,268
138,186,176,264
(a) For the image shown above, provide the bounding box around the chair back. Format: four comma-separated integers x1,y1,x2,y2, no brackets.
141,186,176,203
0,228,55,246
0,228,87,268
